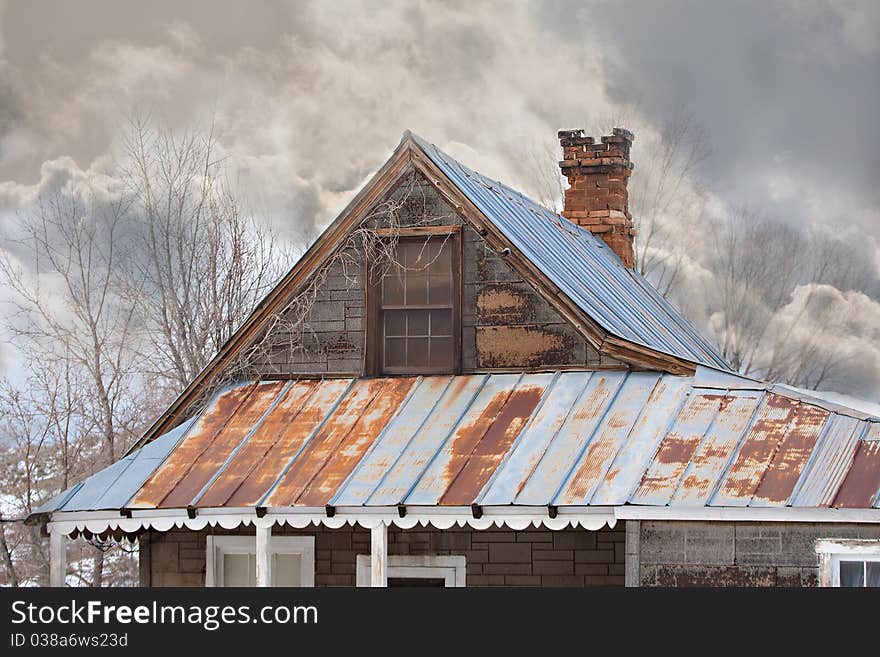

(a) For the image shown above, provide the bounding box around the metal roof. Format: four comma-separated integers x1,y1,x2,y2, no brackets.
38,372,880,514
411,134,730,370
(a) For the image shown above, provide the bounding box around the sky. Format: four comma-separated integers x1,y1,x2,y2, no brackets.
0,0,878,397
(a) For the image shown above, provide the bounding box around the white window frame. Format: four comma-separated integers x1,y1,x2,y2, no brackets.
815,539,880,587
355,554,466,587
206,535,315,587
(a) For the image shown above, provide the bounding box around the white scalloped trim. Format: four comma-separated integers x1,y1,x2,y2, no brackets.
49,510,616,536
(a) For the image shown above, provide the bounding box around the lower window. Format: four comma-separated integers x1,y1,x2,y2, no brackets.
355,555,466,587
816,539,880,587
206,535,315,587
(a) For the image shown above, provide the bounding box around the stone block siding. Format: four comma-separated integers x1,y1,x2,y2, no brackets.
140,524,625,587
243,168,620,378
638,521,880,587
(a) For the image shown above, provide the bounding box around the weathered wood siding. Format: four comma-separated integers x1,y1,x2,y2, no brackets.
243,169,621,376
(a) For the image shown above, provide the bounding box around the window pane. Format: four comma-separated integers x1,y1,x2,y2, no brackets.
272,553,302,587
408,310,429,336
385,310,406,337
840,561,865,587
867,562,880,587
431,310,452,336
385,337,406,368
429,337,453,369
406,274,428,305
382,270,405,306
428,275,451,305
429,240,452,275
223,553,253,587
408,338,429,367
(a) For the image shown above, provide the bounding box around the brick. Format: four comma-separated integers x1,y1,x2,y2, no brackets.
488,542,531,563
575,564,610,576
574,549,615,563
483,563,533,575
553,531,597,550
540,575,585,587
504,575,542,586
533,560,574,576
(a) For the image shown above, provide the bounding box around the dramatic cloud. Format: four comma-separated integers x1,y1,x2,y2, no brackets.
0,0,877,398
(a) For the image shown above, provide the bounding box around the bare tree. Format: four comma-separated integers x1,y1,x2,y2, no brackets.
707,209,876,390
120,117,289,391
0,188,150,586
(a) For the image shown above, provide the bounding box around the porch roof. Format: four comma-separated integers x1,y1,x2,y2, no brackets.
33,369,880,519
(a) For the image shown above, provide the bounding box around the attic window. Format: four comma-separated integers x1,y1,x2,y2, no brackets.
374,232,459,374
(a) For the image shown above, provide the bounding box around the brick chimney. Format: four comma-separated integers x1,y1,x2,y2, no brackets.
558,128,636,267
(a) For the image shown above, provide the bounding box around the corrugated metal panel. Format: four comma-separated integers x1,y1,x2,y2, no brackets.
631,391,727,506
709,394,801,507
789,414,863,507
39,373,880,515
412,134,730,370
669,391,764,506
833,424,880,508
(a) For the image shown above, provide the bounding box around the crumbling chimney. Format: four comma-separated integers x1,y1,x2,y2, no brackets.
558,128,636,267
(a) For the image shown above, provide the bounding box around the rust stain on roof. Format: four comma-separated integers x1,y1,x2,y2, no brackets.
158,381,288,509
106,373,880,514
833,436,880,508
195,381,319,507
752,404,829,505
440,384,545,505
715,394,799,504
296,377,416,506
225,379,354,507
131,382,259,508
264,378,415,507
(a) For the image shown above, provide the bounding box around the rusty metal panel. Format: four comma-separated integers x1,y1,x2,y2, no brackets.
555,372,662,505
833,425,880,508
630,391,727,506
367,375,488,506
670,391,764,506
439,374,551,505
478,372,595,505
194,381,318,507
331,376,454,506
709,394,801,507
157,381,288,508
265,378,416,507
405,373,544,505
789,414,863,507
403,373,523,505
515,371,628,506
131,382,260,508
750,404,830,506
591,375,691,505
226,378,354,507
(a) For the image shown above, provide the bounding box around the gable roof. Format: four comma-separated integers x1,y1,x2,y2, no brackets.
412,134,729,370
133,131,729,449
35,369,880,518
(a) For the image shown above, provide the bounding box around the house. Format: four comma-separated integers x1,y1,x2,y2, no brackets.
30,129,880,588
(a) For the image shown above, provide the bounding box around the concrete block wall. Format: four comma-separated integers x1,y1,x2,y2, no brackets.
637,521,880,587
140,524,625,587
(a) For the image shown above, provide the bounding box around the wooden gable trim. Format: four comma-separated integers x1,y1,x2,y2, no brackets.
407,145,696,376
131,137,420,451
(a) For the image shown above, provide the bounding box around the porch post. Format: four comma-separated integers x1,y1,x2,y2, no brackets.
49,525,66,587
370,523,387,587
255,524,272,587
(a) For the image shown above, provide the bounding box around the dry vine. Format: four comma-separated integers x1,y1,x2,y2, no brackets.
174,172,458,423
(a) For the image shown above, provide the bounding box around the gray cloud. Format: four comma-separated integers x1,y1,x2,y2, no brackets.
0,0,878,398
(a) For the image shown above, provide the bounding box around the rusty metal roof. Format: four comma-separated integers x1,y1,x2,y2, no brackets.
411,134,730,370
37,371,880,515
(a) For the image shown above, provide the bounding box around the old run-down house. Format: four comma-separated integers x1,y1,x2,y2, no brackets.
30,129,880,588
